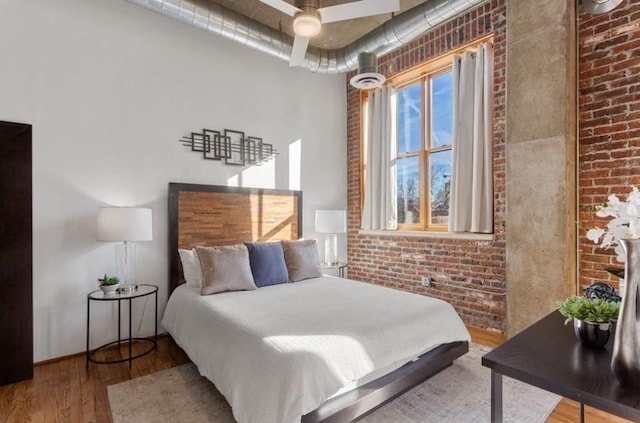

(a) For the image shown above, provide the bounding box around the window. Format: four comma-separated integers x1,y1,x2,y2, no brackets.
360,38,493,235
396,68,454,230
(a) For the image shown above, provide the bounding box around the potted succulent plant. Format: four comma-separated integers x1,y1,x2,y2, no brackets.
558,296,620,348
98,274,120,295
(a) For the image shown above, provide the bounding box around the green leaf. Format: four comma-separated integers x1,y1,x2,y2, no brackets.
98,274,120,286
557,296,620,323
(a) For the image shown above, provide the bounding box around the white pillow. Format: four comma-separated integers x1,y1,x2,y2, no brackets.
178,248,203,288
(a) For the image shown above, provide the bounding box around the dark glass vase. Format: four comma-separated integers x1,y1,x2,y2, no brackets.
611,239,640,387
573,318,611,348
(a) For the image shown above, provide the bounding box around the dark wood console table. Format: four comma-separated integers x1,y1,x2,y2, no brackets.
482,311,640,423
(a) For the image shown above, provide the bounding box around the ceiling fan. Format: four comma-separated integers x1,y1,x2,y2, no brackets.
258,0,400,67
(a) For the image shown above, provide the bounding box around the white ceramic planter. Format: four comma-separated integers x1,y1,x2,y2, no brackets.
100,284,120,295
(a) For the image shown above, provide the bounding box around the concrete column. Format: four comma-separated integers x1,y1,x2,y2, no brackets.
506,0,577,336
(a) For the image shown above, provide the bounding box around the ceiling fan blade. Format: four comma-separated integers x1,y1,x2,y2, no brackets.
290,35,310,67
318,0,400,24
256,0,300,17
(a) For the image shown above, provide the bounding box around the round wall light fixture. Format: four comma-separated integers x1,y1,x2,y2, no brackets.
580,0,625,14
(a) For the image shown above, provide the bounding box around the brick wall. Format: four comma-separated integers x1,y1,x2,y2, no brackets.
578,2,640,290
346,0,507,331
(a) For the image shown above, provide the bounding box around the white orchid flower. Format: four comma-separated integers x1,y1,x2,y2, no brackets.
608,194,620,206
612,225,631,241
586,228,605,243
587,186,640,253
628,187,640,206
596,206,619,218
601,232,615,249
626,203,639,218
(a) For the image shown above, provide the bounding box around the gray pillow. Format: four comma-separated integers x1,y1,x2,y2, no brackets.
195,245,257,295
282,239,323,282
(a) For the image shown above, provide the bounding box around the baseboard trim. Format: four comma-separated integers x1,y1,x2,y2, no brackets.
34,333,169,366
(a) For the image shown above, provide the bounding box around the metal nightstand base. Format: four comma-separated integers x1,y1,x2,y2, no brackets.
86,284,158,369
87,338,157,366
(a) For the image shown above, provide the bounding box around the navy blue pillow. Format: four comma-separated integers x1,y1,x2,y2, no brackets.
245,242,290,288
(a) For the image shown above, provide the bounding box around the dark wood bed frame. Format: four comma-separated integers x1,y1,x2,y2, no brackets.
168,182,469,423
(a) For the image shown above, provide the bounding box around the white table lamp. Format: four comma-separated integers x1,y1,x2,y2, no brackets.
98,207,152,287
315,210,346,266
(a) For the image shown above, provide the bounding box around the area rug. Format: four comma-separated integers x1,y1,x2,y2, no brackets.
107,343,560,422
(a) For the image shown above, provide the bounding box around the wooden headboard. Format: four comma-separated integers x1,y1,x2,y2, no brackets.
168,183,303,293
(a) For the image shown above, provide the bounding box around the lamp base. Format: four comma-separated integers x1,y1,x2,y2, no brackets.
324,233,338,267
115,242,136,286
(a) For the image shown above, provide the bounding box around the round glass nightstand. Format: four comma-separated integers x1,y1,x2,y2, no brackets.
86,283,158,368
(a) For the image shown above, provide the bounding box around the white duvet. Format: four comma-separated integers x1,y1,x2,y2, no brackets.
162,276,470,423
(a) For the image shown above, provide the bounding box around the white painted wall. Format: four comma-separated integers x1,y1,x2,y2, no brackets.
0,0,347,361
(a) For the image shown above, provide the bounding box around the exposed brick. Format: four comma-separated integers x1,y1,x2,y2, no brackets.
346,0,507,332
346,0,638,330
578,0,640,292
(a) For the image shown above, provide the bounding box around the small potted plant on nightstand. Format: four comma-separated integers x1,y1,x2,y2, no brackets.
98,274,120,295
557,296,620,348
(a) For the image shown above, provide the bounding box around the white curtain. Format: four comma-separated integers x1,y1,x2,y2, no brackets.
361,85,397,230
449,43,494,233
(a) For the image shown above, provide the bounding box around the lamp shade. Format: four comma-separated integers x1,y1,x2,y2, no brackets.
315,210,346,234
97,207,153,241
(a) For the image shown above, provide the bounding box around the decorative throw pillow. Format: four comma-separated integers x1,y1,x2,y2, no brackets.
245,242,290,288
281,239,323,282
195,245,257,295
178,248,203,288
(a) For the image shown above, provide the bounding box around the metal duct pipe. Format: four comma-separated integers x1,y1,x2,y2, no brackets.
125,0,488,74
350,52,386,89
357,52,379,74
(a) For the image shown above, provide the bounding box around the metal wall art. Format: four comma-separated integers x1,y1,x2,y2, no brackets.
180,128,278,166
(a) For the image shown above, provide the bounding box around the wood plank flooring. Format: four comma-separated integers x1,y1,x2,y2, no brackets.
0,329,631,422
0,338,189,423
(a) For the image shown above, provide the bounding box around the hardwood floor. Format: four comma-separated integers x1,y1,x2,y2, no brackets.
467,325,506,348
548,399,631,423
0,337,189,423
0,329,632,422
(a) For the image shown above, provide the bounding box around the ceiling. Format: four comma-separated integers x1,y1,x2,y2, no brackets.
210,0,430,49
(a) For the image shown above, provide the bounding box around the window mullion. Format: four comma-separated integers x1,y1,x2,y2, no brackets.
396,152,420,160
422,76,430,231
430,145,452,153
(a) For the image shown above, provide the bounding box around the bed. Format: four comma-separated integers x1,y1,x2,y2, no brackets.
165,183,470,423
